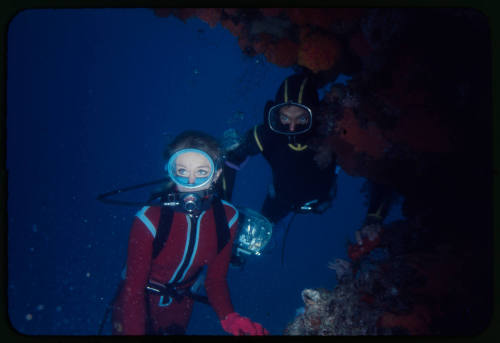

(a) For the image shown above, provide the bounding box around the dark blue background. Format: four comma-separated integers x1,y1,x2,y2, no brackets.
7,9,402,335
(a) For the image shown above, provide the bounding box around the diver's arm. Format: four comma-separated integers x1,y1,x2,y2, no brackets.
219,125,264,201
119,216,154,335
225,125,263,166
204,208,238,320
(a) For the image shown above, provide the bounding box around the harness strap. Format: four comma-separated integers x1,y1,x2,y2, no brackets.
146,268,209,304
147,196,229,308
152,199,174,259
212,196,230,253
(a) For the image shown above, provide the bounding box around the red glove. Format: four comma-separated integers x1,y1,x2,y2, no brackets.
220,312,269,336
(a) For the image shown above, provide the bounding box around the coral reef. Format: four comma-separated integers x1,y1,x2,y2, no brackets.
155,7,359,74
153,8,492,336
297,29,342,73
285,219,489,335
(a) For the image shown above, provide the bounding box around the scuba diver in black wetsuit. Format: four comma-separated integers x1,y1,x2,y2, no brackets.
220,73,337,223
216,73,397,265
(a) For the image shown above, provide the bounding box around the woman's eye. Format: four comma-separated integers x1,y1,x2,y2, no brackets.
298,116,308,124
280,115,290,123
177,168,188,176
196,169,209,177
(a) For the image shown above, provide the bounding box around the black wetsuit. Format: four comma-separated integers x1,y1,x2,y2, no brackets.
217,72,395,226
220,122,337,224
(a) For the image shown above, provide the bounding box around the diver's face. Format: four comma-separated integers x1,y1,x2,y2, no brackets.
174,151,220,192
279,105,310,132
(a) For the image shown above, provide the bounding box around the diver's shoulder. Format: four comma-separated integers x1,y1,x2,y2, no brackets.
135,205,161,222
220,199,237,213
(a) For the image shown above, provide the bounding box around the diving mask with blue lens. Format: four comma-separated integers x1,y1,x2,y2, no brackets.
165,148,216,190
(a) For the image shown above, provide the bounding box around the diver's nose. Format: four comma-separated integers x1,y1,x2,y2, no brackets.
289,122,296,132
188,173,196,184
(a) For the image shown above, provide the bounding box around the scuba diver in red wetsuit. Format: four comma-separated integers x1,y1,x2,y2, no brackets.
111,131,268,335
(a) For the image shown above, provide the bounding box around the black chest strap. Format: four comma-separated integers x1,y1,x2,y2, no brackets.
152,204,174,259
212,196,230,253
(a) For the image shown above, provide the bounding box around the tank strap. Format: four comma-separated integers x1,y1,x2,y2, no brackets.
152,199,175,259
212,196,230,253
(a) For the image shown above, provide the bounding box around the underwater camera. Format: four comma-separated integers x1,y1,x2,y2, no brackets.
233,207,273,257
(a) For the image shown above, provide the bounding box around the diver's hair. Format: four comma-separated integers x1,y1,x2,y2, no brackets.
164,130,223,168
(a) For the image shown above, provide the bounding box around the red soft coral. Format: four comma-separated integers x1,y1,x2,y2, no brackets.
335,107,390,159
297,29,342,73
264,38,299,67
196,8,222,28
347,233,382,261
221,18,247,38
287,8,333,30
252,33,273,54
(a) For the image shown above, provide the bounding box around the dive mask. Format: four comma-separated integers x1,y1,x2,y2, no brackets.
268,102,312,135
165,148,216,190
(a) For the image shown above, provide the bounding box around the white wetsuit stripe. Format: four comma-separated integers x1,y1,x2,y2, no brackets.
168,214,191,284
136,206,156,237
221,200,239,228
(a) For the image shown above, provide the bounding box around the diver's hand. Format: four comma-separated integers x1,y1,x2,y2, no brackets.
222,128,242,152
314,199,331,213
221,312,269,336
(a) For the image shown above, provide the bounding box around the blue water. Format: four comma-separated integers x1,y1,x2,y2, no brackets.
6,9,403,335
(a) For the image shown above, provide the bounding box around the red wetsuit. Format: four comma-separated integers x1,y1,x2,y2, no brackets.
112,200,238,335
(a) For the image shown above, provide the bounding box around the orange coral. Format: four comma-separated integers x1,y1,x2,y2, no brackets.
297,30,342,73
286,8,333,31
221,18,246,38
174,8,197,22
252,33,273,54
237,36,255,56
287,8,364,31
264,38,299,67
196,8,222,28
347,232,382,261
325,135,359,176
334,107,390,159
